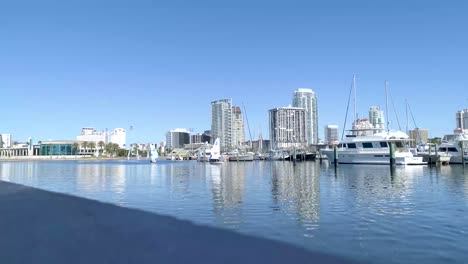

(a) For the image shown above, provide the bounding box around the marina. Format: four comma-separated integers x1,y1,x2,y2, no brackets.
1,159,467,263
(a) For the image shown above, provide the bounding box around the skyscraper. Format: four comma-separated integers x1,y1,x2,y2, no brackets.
231,106,245,148
324,125,339,145
292,88,318,145
456,109,468,130
368,106,385,132
269,106,307,149
166,128,190,149
211,99,232,151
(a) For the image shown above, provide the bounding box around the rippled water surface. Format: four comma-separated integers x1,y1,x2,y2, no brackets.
1,160,467,263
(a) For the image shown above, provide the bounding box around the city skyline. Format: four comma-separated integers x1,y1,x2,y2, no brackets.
2,2,468,144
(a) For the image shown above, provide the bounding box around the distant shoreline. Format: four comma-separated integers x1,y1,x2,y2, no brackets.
0,156,127,162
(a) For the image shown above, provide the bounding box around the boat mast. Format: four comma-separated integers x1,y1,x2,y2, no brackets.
385,80,390,132
242,102,253,150
405,99,409,135
353,74,357,126
341,75,354,141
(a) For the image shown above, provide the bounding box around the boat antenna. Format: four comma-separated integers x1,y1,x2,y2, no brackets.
341,75,355,141
242,102,253,149
385,80,390,132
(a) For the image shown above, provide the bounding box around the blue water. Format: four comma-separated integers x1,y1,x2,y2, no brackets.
1,160,467,263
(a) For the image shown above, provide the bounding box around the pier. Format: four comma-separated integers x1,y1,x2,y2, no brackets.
0,181,354,264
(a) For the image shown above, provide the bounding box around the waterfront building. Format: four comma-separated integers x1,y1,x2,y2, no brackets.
368,106,385,133
0,134,12,148
166,128,191,149
191,131,211,145
324,125,339,145
39,140,78,156
292,88,318,145
456,109,468,131
409,128,429,145
76,127,126,149
110,128,126,148
76,128,108,144
269,106,307,149
211,99,232,151
232,106,245,148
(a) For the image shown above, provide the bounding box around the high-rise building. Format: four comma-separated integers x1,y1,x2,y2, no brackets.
231,106,245,148
456,109,468,131
324,125,339,145
211,99,232,151
0,134,12,148
269,106,307,149
166,128,191,149
409,128,429,145
368,106,385,132
292,88,318,145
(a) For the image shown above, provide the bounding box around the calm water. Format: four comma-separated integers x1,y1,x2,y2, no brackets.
1,160,467,263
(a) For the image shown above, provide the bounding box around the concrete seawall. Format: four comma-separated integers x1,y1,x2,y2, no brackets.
0,181,357,264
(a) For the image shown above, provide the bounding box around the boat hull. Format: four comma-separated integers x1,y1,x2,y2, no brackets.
321,149,426,165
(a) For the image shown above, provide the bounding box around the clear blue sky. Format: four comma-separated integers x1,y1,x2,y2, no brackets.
1,0,467,144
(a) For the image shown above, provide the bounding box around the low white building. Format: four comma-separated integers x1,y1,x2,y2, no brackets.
110,128,126,148
76,127,126,148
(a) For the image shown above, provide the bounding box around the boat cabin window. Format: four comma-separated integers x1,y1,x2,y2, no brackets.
439,147,447,152
347,143,357,149
395,142,404,148
379,142,388,148
448,147,458,152
362,142,373,148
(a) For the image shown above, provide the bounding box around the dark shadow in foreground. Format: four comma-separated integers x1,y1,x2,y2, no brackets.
0,181,359,264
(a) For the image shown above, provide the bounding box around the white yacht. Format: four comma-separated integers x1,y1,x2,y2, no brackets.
321,130,426,165
437,132,468,164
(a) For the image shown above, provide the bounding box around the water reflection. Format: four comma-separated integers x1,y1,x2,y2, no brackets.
1,161,468,264
270,162,320,236
210,163,245,229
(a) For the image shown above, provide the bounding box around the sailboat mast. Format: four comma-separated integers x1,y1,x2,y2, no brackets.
405,99,409,135
385,80,390,132
353,74,357,125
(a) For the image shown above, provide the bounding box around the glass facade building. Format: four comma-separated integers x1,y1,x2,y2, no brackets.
40,141,77,155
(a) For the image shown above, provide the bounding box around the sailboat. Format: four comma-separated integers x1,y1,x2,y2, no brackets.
209,138,224,164
149,144,158,163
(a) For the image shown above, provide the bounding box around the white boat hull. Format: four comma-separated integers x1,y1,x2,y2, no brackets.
321,149,426,165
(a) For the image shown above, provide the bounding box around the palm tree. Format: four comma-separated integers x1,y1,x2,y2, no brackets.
105,143,113,157
81,141,89,154
112,143,120,157
72,142,80,155
89,142,96,154
98,141,105,155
